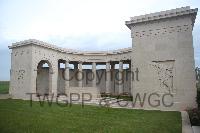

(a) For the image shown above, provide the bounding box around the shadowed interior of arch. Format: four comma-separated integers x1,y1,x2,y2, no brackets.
36,60,52,95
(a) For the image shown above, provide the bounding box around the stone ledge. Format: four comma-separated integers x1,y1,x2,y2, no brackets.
8,39,132,55
126,6,198,29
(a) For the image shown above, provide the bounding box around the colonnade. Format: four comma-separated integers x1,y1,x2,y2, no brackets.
63,60,127,94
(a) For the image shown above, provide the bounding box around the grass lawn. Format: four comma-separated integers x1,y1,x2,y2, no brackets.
0,99,181,133
0,81,9,94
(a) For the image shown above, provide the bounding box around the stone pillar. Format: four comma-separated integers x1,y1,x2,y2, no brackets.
111,63,115,81
65,60,70,93
92,62,96,87
118,61,123,94
31,69,37,94
78,62,83,87
50,62,58,95
73,62,78,87
111,63,115,94
106,62,111,93
129,61,132,94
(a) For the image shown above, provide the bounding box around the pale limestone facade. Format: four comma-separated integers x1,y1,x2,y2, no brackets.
9,6,198,110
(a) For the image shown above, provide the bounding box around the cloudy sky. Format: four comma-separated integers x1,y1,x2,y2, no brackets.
0,0,199,80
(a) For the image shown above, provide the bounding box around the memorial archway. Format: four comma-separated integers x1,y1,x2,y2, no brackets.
36,60,53,95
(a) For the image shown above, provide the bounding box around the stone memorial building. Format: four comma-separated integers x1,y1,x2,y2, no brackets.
8,6,198,110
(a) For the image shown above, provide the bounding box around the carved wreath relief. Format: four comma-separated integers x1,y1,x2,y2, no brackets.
150,61,176,93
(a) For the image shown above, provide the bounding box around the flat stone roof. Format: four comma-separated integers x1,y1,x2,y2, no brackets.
126,6,198,29
8,39,132,55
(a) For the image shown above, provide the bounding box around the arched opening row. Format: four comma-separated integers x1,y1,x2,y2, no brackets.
36,59,132,95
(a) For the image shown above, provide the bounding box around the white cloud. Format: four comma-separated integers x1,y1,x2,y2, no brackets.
0,0,199,50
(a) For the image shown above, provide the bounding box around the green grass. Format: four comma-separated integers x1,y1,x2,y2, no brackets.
0,99,181,133
0,81,9,94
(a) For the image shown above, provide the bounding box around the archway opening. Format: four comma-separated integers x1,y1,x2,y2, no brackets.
36,60,52,95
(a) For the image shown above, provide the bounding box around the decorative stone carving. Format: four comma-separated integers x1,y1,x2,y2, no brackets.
17,70,25,80
150,61,176,93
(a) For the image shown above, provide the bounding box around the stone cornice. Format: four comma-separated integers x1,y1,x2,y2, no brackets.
8,39,132,55
125,6,198,29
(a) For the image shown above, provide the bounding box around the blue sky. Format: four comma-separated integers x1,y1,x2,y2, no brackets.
0,0,199,80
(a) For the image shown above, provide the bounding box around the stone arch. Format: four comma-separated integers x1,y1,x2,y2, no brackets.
36,60,53,95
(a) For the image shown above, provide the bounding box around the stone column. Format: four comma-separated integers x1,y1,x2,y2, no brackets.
31,68,37,94
118,61,123,94
74,62,78,87
92,62,96,87
30,66,38,100
106,62,111,93
65,60,70,93
129,61,132,94
111,63,115,81
111,63,115,94
50,61,58,95
78,62,83,87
